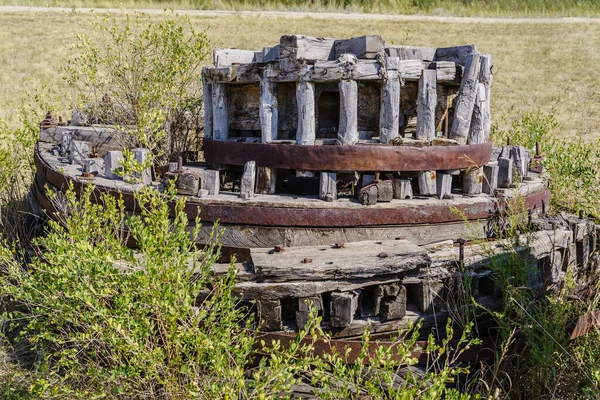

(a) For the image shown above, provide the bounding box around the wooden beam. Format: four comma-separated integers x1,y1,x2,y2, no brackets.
467,82,486,144
213,48,257,67
319,172,337,202
385,45,436,61
338,79,359,145
480,54,493,141
280,35,336,61
380,57,400,144
334,35,385,59
212,83,229,141
259,69,278,143
416,69,437,141
240,161,257,199
202,81,213,139
296,66,316,145
449,52,482,144
434,44,477,66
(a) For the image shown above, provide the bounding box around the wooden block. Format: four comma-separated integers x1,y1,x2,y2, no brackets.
262,45,280,62
330,291,359,328
176,172,199,196
433,61,460,82
449,53,482,144
358,184,378,205
257,299,282,331
333,35,385,59
497,157,513,188
434,44,477,66
436,173,452,199
60,131,73,157
467,82,486,144
418,171,437,196
398,59,423,80
104,150,123,180
379,58,400,144
412,280,444,313
202,81,213,139
510,146,528,181
462,167,483,195
213,48,257,67
256,167,277,194
260,73,278,143
202,170,220,195
69,140,89,165
132,148,152,185
379,285,406,321
416,69,437,141
319,172,337,202
385,45,436,61
240,161,256,199
296,295,323,329
376,181,394,202
296,66,316,145
280,35,336,61
212,83,229,140
393,178,413,200
482,164,499,195
338,80,359,145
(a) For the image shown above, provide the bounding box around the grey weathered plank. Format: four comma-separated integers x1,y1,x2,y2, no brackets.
280,35,336,61
202,81,213,139
482,164,498,195
379,57,401,144
334,35,385,59
338,79,359,145
467,82,486,144
211,83,229,140
434,44,477,66
385,46,436,61
296,66,316,145
416,69,437,141
319,172,337,202
250,239,430,283
480,54,493,141
240,161,256,199
449,52,482,144
260,69,278,143
213,48,257,67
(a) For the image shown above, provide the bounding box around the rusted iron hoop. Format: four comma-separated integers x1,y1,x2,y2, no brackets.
203,139,493,172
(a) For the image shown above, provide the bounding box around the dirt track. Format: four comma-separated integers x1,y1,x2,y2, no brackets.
1,5,599,24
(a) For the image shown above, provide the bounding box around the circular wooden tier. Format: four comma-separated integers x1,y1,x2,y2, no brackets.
35,143,549,249
203,139,493,172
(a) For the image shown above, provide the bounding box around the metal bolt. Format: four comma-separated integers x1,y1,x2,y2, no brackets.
507,136,511,145
301,258,312,264
333,242,344,249
274,245,285,253
378,252,388,258
535,142,541,157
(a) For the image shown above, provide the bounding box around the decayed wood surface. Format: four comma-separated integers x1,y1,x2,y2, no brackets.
296,65,316,145
467,82,487,144
202,82,213,139
379,57,400,144
338,79,359,145
434,45,477,66
480,54,493,141
385,46,436,61
213,48,257,67
415,69,437,141
260,70,278,143
280,35,336,61
334,35,385,59
449,52,482,144
211,83,229,140
250,239,430,282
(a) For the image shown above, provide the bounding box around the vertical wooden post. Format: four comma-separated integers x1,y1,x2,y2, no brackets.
256,167,277,194
450,53,482,144
296,66,316,145
393,178,413,199
260,69,278,143
436,173,452,199
319,172,337,202
202,170,220,195
498,157,513,188
416,69,437,141
418,171,437,196
203,81,213,139
462,167,483,195
212,83,229,140
338,80,359,145
483,164,499,195
240,161,256,199
467,83,486,144
480,54,493,142
380,57,400,144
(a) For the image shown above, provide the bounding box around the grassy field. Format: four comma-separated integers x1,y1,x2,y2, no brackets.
1,9,600,139
3,0,600,16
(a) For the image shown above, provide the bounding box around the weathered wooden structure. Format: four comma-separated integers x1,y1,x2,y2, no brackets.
33,35,600,357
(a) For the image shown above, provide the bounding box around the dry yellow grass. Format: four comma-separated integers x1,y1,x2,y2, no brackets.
1,10,600,139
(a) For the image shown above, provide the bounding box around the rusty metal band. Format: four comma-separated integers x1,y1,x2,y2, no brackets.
255,331,496,364
35,145,550,228
203,139,493,172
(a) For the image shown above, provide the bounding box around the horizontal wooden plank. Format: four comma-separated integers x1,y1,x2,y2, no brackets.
251,239,430,282
434,45,477,66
